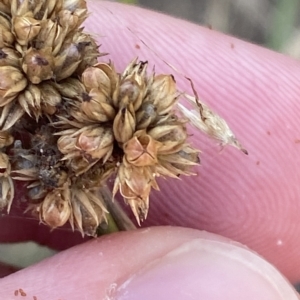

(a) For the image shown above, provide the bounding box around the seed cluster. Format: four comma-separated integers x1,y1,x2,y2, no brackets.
0,0,199,236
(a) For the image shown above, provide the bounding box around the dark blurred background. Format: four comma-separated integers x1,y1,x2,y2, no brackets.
118,0,300,58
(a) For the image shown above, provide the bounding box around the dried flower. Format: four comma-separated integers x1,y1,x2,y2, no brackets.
0,0,245,236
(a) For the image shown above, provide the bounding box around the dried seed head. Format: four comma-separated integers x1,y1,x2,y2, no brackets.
54,78,86,99
0,66,27,107
0,23,14,48
22,48,54,84
76,126,114,161
40,187,71,228
71,189,108,236
39,82,61,115
57,133,77,155
113,162,155,224
0,47,21,67
0,0,244,234
124,131,160,167
148,123,187,155
81,89,115,122
81,63,117,94
113,103,136,144
12,15,41,46
18,84,42,119
148,74,177,115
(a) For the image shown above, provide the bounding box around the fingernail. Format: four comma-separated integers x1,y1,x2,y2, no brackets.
112,239,299,300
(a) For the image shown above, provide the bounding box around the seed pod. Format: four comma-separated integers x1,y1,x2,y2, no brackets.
57,10,81,33
0,66,27,107
71,188,108,236
12,15,41,46
148,74,177,115
0,23,14,48
81,89,115,122
136,101,157,129
22,48,54,84
0,152,11,177
81,62,117,95
54,78,86,99
0,101,24,130
40,82,61,115
0,47,21,67
53,42,81,81
113,162,155,224
74,33,99,75
69,156,99,176
113,101,136,144
57,132,77,155
34,19,65,54
119,77,144,111
76,126,114,161
123,131,160,167
40,187,71,228
148,123,187,155
0,176,14,213
18,84,42,119
63,0,87,11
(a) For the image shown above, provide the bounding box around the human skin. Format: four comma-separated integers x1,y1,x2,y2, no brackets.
0,1,300,299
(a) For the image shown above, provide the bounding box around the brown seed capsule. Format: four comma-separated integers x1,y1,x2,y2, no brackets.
0,23,14,48
119,77,144,111
73,32,100,75
113,162,156,223
57,10,80,33
40,82,61,115
18,84,42,119
54,44,81,81
113,101,136,144
148,123,187,155
0,100,24,131
81,63,114,94
136,101,157,129
123,131,160,167
40,187,71,228
22,48,54,84
81,89,115,122
71,188,108,236
76,126,114,161
34,19,65,54
63,0,87,11
148,74,177,115
57,132,77,155
12,15,41,46
0,47,21,67
54,78,86,99
0,66,27,107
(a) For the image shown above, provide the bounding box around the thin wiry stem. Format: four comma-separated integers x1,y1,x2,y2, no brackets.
99,186,137,231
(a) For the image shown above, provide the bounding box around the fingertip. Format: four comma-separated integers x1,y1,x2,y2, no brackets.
113,233,299,300
0,227,298,300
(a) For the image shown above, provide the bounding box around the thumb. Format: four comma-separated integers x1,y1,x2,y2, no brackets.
0,227,298,300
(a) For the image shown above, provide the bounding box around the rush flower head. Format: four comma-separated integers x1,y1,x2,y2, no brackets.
0,0,245,236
